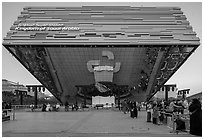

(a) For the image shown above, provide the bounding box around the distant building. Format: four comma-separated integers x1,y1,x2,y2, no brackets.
2,79,27,95
186,92,202,102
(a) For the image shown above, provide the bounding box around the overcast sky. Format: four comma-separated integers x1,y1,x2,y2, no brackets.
1,2,202,97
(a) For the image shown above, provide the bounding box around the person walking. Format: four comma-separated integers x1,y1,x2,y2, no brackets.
146,103,152,122
130,101,134,118
75,102,78,111
152,103,159,125
56,103,60,112
42,103,47,112
30,103,35,112
127,100,131,113
122,100,128,114
133,101,138,118
65,101,69,112
46,103,51,112
72,104,75,111
189,98,202,136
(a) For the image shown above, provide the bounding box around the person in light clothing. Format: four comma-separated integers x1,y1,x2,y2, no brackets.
56,103,60,111
46,103,51,112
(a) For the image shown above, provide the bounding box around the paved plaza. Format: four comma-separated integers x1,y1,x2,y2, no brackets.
2,109,194,137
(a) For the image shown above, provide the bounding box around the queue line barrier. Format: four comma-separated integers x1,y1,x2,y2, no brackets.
172,113,190,134
160,112,190,134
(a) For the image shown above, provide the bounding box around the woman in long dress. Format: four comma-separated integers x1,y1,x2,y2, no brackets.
188,98,202,136
133,101,138,118
152,103,159,125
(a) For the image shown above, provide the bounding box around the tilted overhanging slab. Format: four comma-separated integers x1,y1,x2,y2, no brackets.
3,6,200,102
3,6,200,46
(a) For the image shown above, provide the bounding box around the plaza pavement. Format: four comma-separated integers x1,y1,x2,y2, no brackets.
2,108,194,137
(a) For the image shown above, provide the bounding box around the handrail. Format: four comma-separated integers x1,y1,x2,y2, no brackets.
12,105,42,109
169,113,190,133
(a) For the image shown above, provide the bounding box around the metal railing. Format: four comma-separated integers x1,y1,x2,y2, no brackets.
160,112,190,134
12,105,42,110
12,105,31,109
172,113,190,133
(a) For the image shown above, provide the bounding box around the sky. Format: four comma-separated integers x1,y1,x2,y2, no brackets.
1,2,202,97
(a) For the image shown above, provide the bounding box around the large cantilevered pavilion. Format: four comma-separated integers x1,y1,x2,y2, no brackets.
3,6,200,104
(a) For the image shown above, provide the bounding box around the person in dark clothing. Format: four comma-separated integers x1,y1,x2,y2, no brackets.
75,102,78,111
8,103,12,110
133,101,138,118
157,102,162,111
130,101,138,118
71,104,75,111
188,98,202,136
159,111,164,124
127,100,131,113
130,101,134,118
175,115,186,131
42,103,47,112
122,100,128,114
65,101,69,112
152,103,159,125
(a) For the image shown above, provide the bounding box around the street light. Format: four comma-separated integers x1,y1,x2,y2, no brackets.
177,89,190,99
26,85,45,108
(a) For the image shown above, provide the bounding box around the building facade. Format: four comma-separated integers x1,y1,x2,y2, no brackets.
2,79,27,94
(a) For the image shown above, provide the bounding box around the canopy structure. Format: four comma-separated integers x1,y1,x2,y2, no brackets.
3,6,200,103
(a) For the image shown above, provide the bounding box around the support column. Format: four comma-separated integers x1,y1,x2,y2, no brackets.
34,87,38,108
84,95,87,106
83,88,87,106
27,85,44,108
20,91,23,105
118,92,121,110
165,87,169,102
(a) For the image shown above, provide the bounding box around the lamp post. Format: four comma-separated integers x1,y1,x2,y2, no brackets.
177,89,190,99
160,84,176,102
26,85,45,108
16,82,23,105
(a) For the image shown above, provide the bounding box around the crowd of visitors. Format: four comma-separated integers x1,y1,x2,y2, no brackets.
64,101,83,111
121,99,140,119
2,102,12,110
40,103,61,112
39,101,83,112
120,97,202,136
145,98,202,136
3,96,201,136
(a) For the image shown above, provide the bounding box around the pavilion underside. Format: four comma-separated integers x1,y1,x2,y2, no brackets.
4,44,198,103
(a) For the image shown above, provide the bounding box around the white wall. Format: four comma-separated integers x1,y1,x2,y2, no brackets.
92,96,115,105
